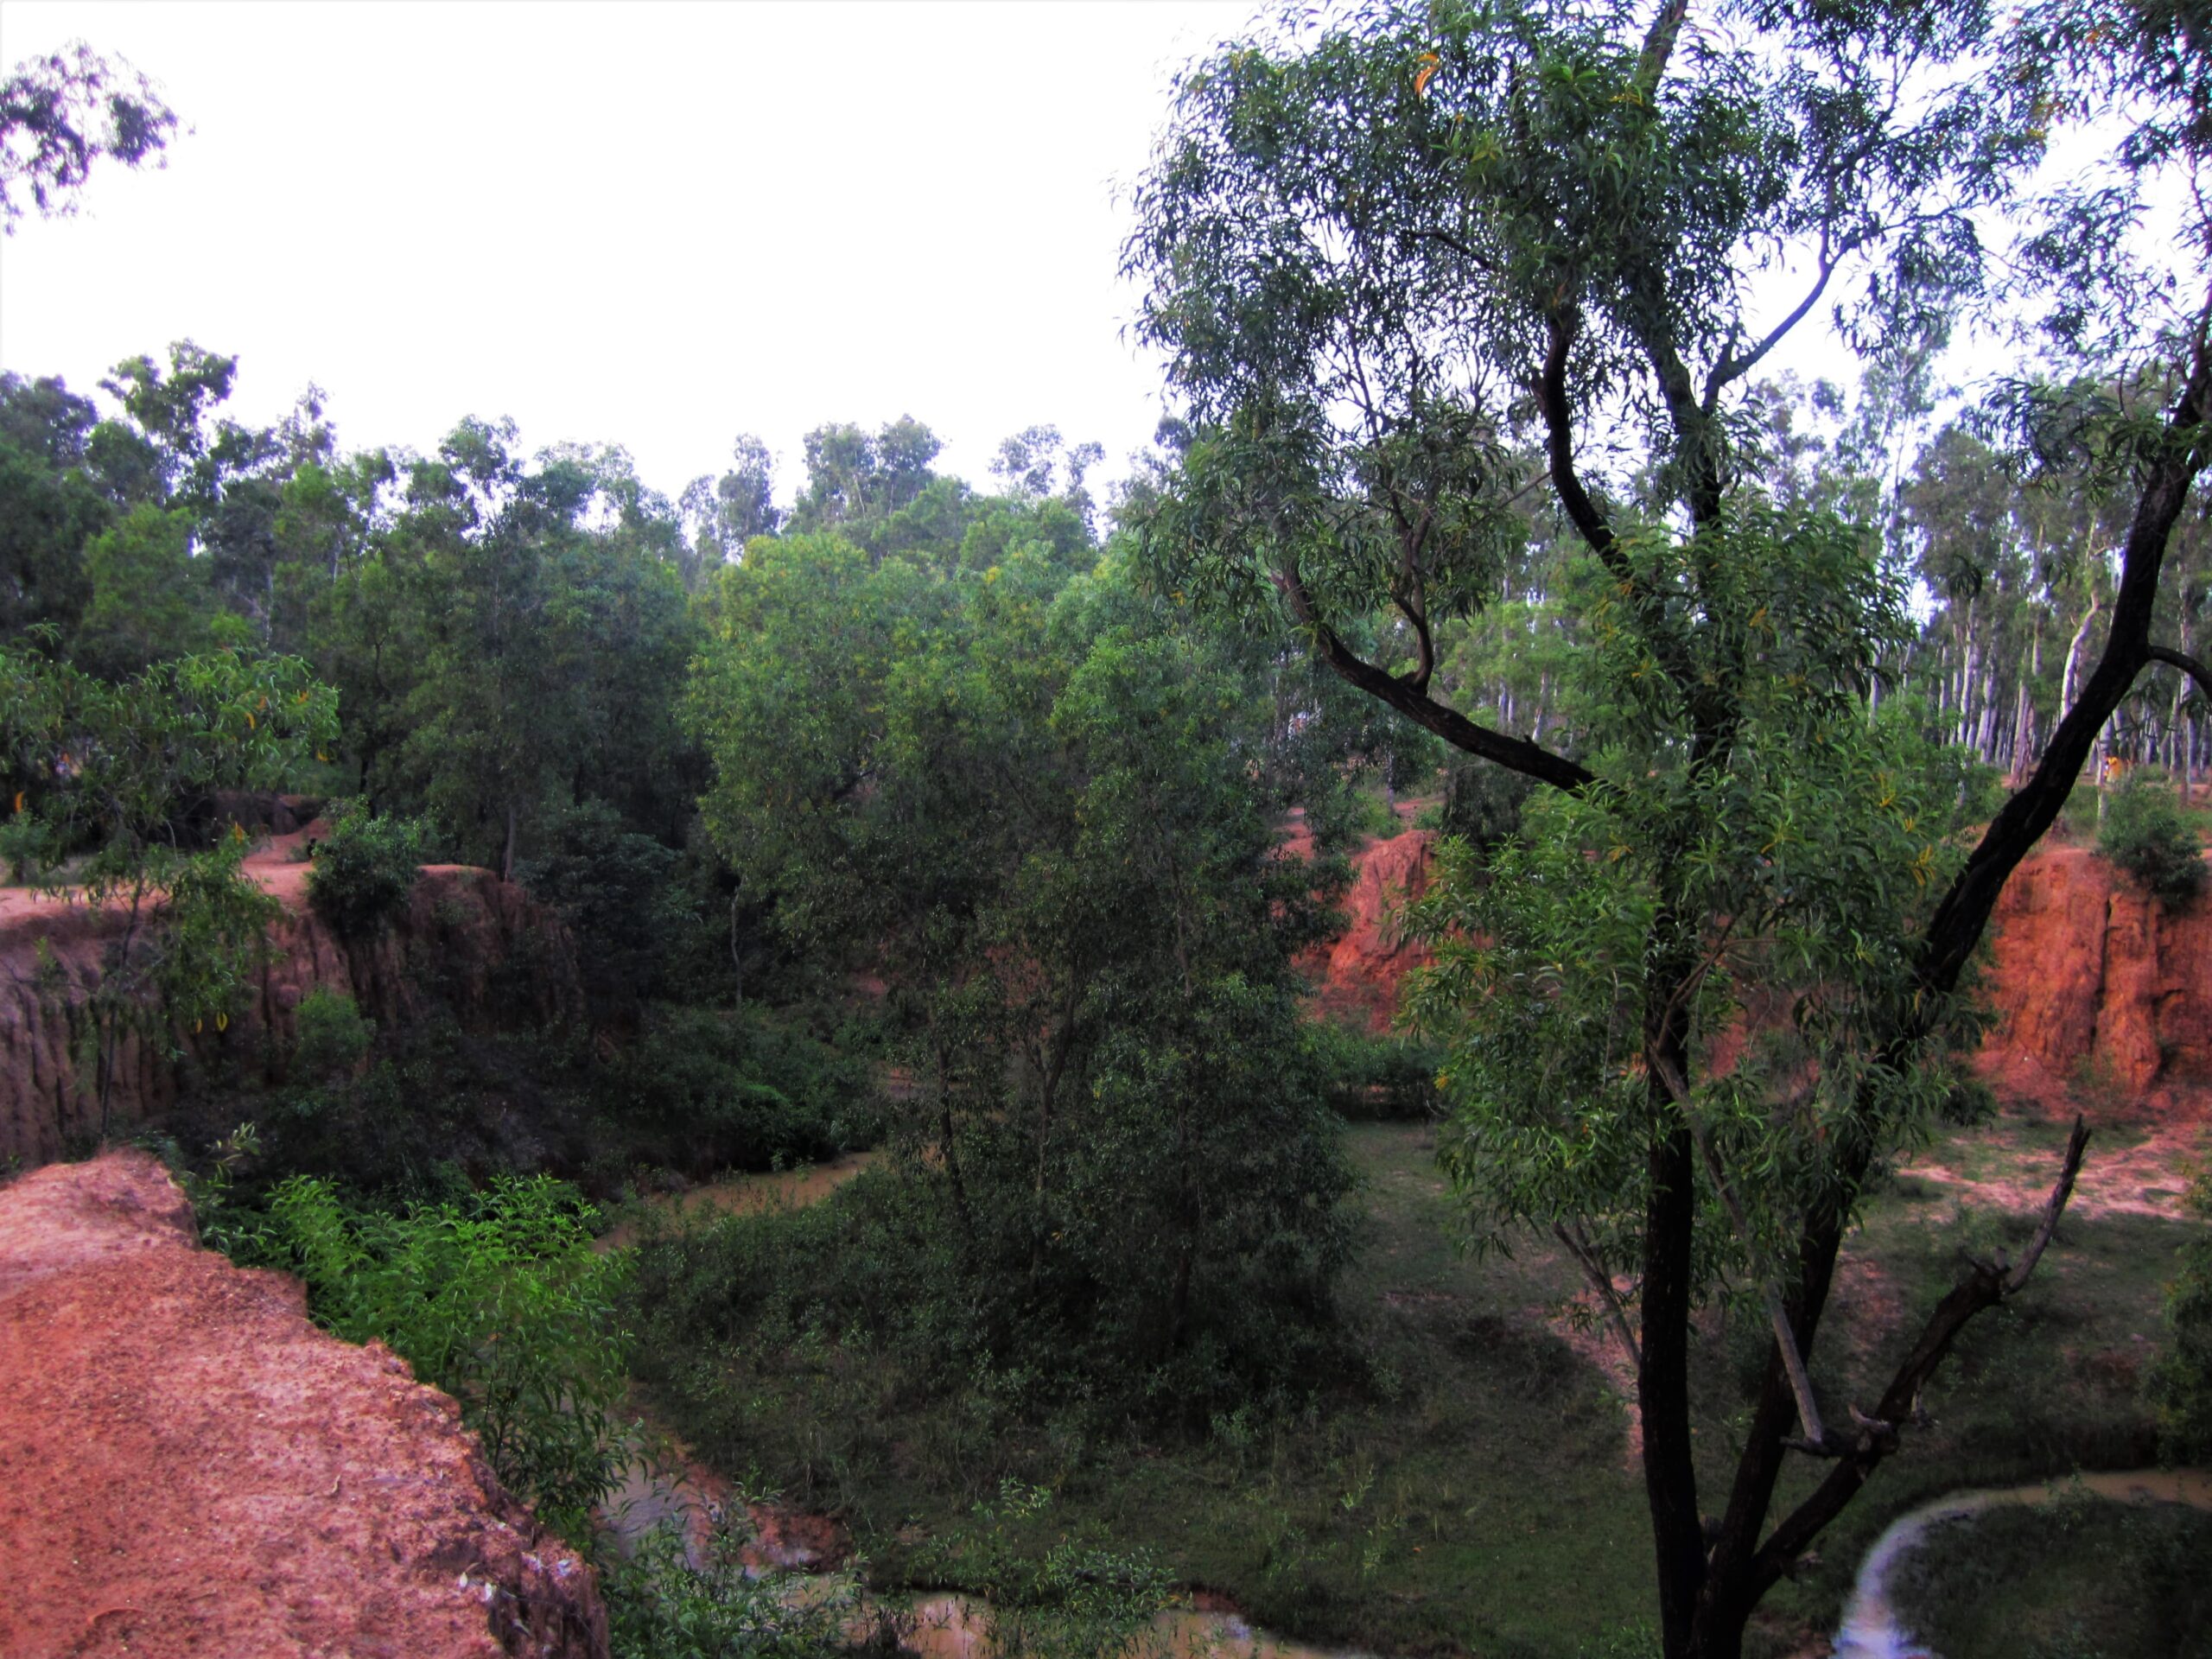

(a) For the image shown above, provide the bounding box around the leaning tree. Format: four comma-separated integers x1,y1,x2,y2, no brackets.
1125,2,2210,1655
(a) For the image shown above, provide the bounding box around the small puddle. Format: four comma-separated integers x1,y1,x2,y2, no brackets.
1834,1468,2212,1659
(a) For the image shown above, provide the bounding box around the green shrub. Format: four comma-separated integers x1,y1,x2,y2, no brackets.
601,1522,867,1659
513,799,690,1007
2098,772,2207,908
2149,1169,2212,1463
1436,753,1536,856
260,1173,631,1535
1307,1021,1441,1121
307,799,427,937
289,987,374,1083
595,1003,880,1175
916,1480,1174,1659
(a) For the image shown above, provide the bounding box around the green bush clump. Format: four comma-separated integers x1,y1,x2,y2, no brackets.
2098,772,2207,908
289,986,375,1084
1307,1021,1441,1121
596,1003,881,1175
513,799,696,1008
601,1522,867,1659
2149,1169,2212,1464
258,1173,631,1535
307,799,428,937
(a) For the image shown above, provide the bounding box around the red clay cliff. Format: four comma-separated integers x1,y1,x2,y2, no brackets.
1305,824,2209,1112
0,825,581,1168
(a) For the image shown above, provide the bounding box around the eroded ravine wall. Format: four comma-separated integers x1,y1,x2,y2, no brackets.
0,861,581,1169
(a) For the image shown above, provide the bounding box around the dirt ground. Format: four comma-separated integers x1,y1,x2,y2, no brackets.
0,1150,607,1659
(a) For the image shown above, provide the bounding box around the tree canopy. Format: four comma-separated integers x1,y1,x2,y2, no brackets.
1125,1,2209,1653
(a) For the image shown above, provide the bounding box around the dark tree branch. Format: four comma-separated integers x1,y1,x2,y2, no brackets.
1407,225,1497,273
1707,232,1840,404
1274,559,1595,792
1919,340,2212,997
1637,0,1694,93
1536,308,1624,571
2147,642,2212,704
1747,1117,2091,1592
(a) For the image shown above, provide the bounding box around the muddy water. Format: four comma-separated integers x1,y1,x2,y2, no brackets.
1834,1468,2212,1659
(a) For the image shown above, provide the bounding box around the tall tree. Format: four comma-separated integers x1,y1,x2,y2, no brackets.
687,517,1359,1414
1,41,179,230
1124,3,2210,1654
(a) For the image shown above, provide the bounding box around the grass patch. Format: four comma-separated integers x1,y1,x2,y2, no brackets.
1890,1493,2212,1659
629,1124,1656,1656
626,1119,2186,1658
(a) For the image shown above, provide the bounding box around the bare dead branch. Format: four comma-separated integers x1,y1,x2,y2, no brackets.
1748,1117,2091,1590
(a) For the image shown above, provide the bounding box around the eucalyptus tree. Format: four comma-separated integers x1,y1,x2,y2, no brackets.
0,41,179,230
1125,1,2211,1653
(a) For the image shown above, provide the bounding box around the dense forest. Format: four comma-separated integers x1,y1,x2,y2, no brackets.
4,1,2212,1657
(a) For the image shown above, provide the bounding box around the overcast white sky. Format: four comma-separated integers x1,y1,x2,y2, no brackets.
0,1,1254,504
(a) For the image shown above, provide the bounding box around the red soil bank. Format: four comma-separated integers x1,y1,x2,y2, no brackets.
0,1149,607,1658
1302,828,1437,1035
0,824,581,1168
1305,829,2210,1112
1974,843,2212,1103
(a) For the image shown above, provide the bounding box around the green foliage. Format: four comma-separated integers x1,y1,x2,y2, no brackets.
918,1481,1174,1659
1434,753,1536,857
2148,1170,2212,1463
1,640,338,870
2,641,335,1131
601,1522,866,1659
307,798,425,937
513,798,688,1007
2098,772,2207,908
257,1173,630,1535
683,536,1359,1423
1404,508,1975,1290
1,42,181,228
289,986,373,1084
1306,1021,1442,1121
595,1002,880,1176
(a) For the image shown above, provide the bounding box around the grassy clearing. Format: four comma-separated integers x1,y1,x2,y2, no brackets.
1889,1493,2212,1659
626,1119,2193,1658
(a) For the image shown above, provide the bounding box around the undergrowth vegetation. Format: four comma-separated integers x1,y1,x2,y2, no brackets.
199,1166,630,1538
2097,770,2209,909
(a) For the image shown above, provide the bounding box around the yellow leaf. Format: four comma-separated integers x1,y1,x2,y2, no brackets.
316,751,329,763
216,1012,228,1032
232,822,247,843
10,791,21,814
245,710,257,731
1414,52,1439,96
